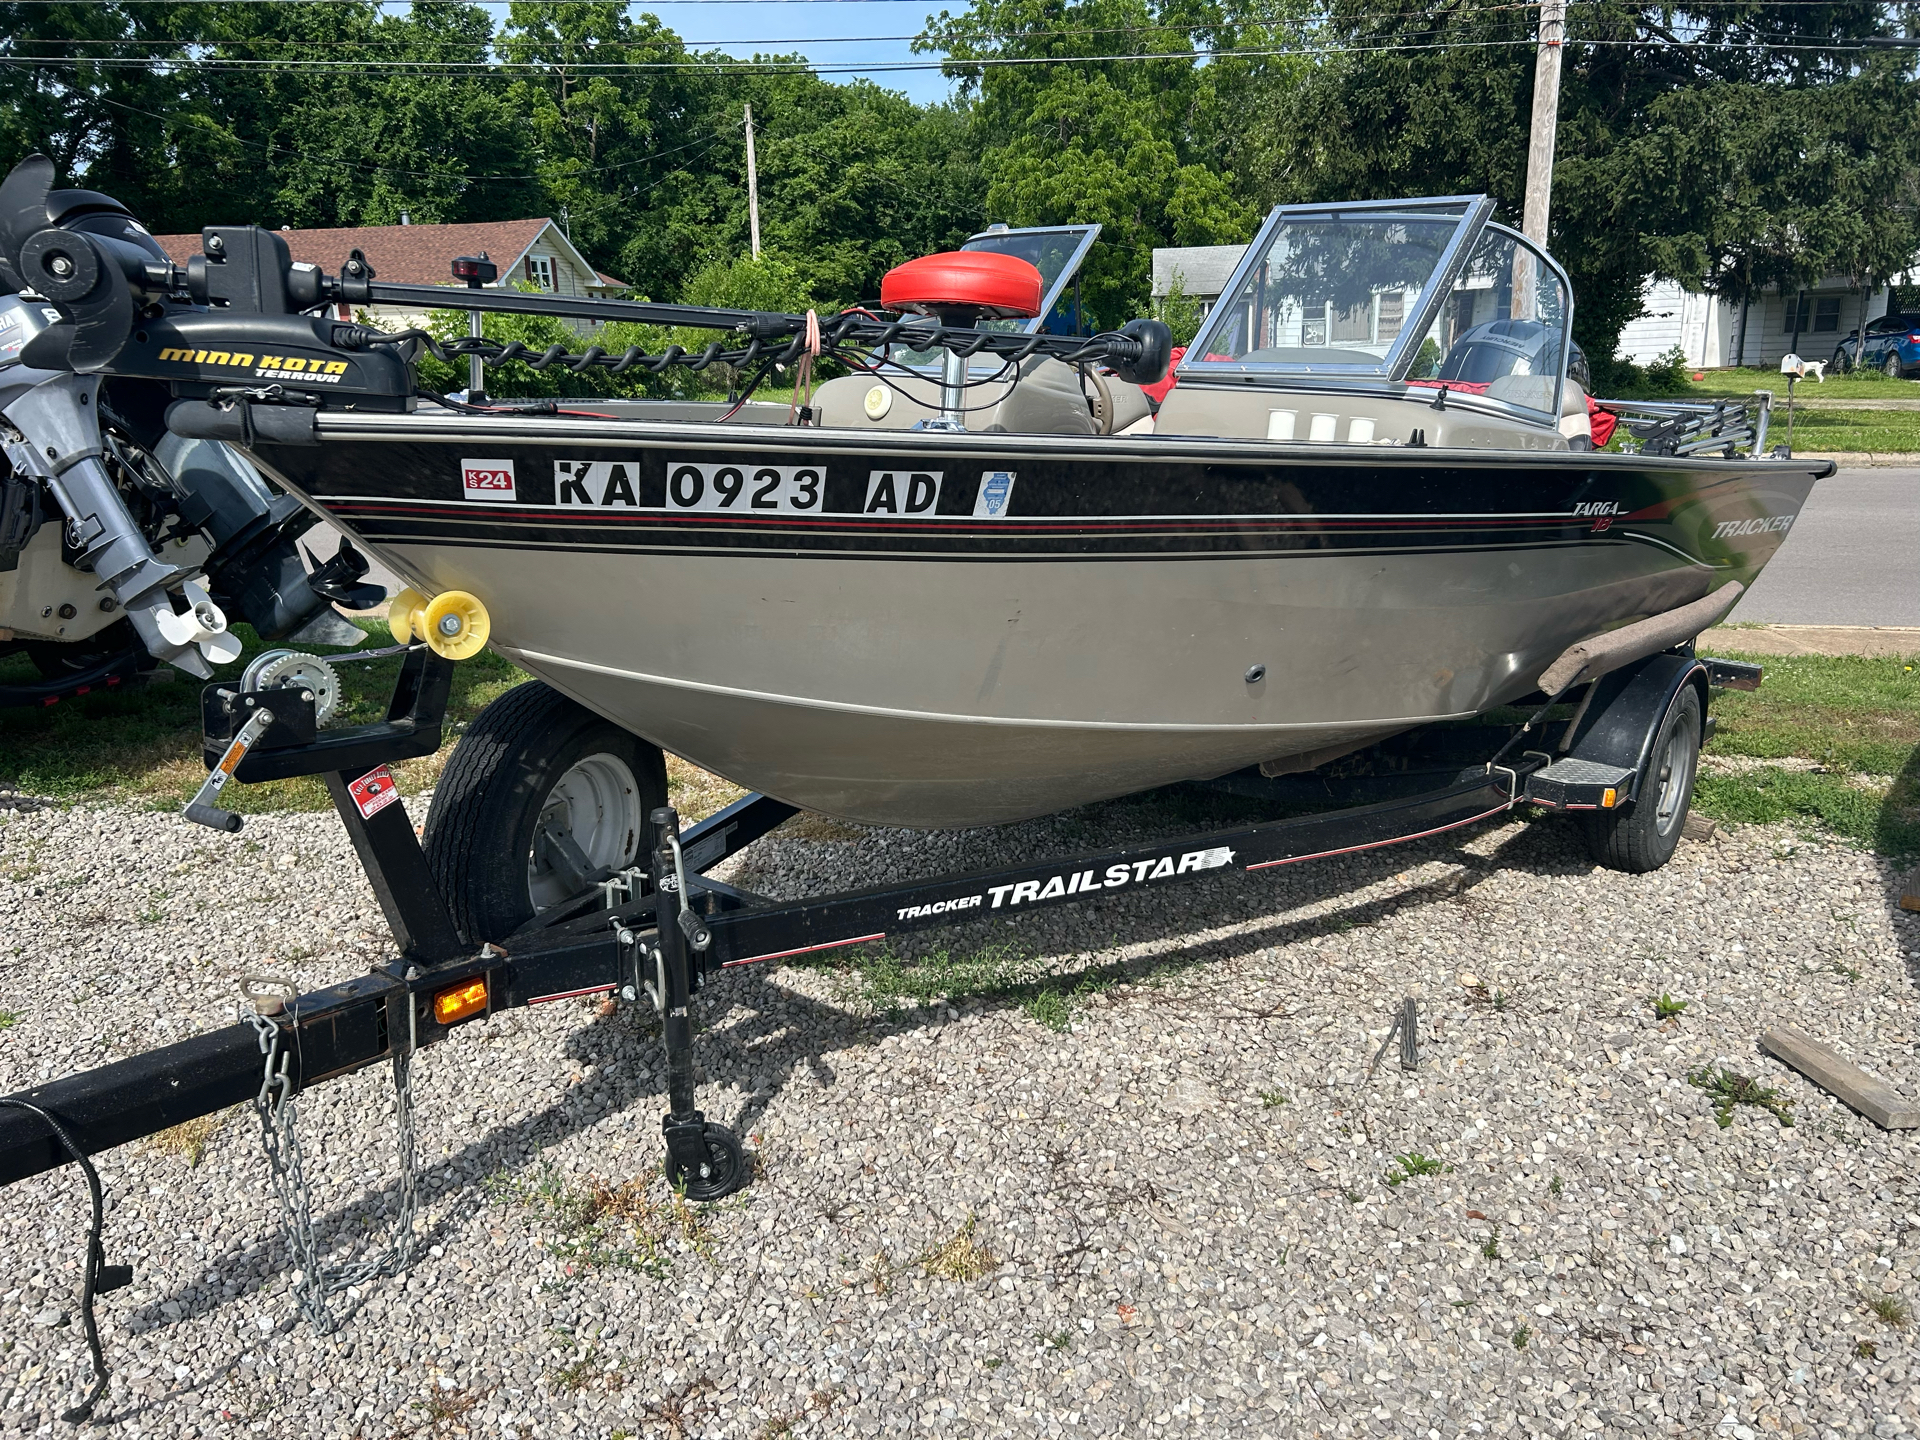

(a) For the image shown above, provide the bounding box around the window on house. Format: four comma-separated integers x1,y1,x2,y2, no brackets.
526,255,556,291
1812,296,1842,333
1784,294,1810,333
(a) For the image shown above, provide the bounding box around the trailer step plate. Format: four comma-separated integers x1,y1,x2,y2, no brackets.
1525,758,1636,810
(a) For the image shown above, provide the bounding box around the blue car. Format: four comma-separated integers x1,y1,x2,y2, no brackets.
1832,313,1920,378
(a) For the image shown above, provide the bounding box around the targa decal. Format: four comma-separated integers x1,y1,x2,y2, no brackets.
462,458,516,502
974,469,1017,518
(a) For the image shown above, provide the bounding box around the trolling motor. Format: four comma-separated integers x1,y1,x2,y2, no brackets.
0,157,379,677
0,152,1170,439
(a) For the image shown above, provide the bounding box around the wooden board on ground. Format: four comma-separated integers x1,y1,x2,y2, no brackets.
1761,1025,1920,1130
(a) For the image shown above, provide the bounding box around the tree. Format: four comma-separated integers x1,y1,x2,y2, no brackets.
1245,0,1912,362
922,0,1261,327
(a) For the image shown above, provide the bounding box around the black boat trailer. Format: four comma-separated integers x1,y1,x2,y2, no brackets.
0,641,1760,1411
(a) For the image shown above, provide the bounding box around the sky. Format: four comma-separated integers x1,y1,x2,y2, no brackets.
478,0,964,105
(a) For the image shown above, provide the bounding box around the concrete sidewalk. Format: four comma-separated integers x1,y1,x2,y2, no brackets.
1701,623,1920,657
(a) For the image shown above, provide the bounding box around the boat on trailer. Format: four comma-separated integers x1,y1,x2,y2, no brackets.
98,193,1827,833
0,160,1827,1381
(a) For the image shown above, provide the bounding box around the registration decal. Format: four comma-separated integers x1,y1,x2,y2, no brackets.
461,458,516,502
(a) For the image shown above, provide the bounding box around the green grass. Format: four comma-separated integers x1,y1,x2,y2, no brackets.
0,620,526,812
1384,1152,1452,1186
1627,366,1920,403
1688,1066,1795,1129
1604,366,1920,452
815,941,1111,1031
1695,650,1920,856
1773,408,1920,454
0,621,735,819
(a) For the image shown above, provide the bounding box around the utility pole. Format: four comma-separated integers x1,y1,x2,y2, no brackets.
744,103,762,261
1522,0,1566,248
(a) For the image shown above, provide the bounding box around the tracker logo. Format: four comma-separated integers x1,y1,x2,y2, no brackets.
462,458,516,502
1713,514,1794,539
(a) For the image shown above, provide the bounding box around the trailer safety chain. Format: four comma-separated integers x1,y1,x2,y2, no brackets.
247,1011,420,1334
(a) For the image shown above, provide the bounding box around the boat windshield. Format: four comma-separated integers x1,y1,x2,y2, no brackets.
1179,197,1571,418
959,224,1099,335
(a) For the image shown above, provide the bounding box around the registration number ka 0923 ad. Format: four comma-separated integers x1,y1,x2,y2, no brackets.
666,461,822,514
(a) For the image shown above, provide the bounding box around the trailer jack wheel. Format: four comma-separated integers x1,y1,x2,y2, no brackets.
664,1118,746,1202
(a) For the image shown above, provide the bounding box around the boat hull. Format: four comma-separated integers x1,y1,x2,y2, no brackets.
246,418,1824,827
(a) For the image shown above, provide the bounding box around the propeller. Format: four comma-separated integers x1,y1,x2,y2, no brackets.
0,154,55,269
0,154,140,370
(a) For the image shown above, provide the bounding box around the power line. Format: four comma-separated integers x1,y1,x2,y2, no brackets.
0,32,1903,75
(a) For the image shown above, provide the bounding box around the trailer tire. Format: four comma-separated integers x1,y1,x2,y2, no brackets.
1578,684,1701,875
424,681,667,944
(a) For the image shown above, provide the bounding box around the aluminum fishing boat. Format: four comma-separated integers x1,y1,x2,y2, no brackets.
2,167,1825,826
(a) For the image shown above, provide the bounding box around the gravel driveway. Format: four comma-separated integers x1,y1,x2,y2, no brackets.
1,792,1916,1438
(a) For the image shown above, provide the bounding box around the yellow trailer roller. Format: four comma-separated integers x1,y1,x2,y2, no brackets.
387,587,490,660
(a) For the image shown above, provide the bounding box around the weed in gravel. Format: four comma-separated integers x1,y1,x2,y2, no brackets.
1652,992,1689,1021
1258,1088,1290,1108
1510,1324,1531,1350
1481,1230,1502,1260
145,1107,231,1167
921,1215,998,1281
491,1164,711,1280
1549,1175,1563,1196
1045,1329,1074,1351
822,940,1112,1031
854,1251,896,1296
642,1375,716,1439
1688,1066,1795,1128
758,1388,838,1437
0,1010,17,1030
1856,1339,1879,1360
547,1345,623,1394
1865,1293,1912,1328
1384,1152,1452,1186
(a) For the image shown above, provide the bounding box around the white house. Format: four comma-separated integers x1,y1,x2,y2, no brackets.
1614,277,1912,369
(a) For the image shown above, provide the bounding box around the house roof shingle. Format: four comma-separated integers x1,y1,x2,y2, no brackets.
153,218,621,289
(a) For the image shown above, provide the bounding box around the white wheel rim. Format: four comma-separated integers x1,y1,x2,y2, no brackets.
1651,710,1699,837
528,752,644,911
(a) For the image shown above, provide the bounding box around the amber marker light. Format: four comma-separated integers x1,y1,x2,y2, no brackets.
434,978,488,1024
1601,788,1618,809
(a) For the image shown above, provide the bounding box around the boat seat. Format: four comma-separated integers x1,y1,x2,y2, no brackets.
1485,373,1558,411
880,252,1043,323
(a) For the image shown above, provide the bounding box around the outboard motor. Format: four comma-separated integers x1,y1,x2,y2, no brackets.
0,156,372,683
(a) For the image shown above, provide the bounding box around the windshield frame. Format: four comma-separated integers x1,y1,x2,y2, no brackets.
960,223,1101,336
1177,195,1497,381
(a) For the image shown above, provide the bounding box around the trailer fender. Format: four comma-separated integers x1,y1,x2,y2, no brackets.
1560,651,1709,805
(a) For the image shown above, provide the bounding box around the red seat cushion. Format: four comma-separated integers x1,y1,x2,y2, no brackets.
881,251,1044,319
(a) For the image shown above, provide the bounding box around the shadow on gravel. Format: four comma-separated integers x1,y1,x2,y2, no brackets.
111,810,1611,1357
